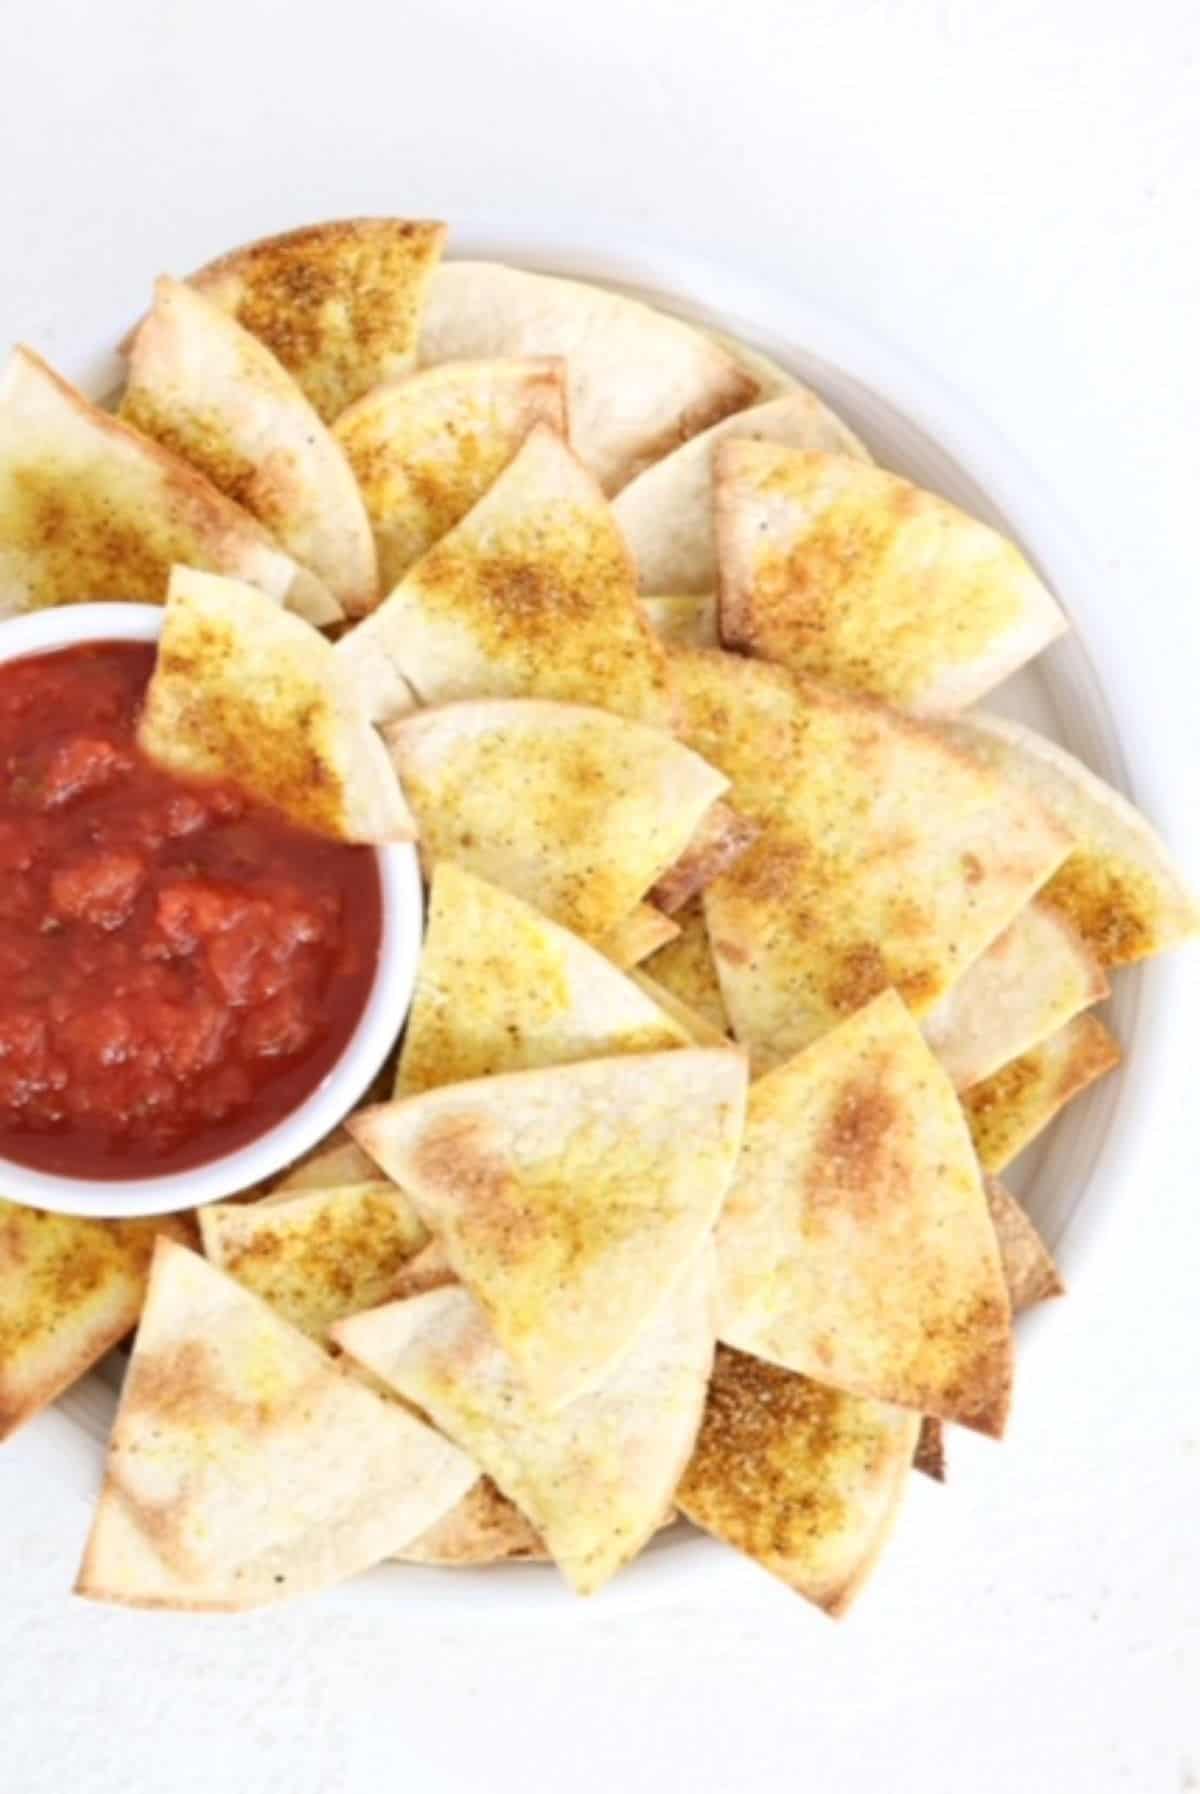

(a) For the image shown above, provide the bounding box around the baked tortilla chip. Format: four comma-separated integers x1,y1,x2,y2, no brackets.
384,698,727,946
272,1136,380,1196
334,1246,714,1594
628,972,729,1047
0,1204,194,1442
394,863,689,1099
0,347,318,620
650,801,759,915
614,392,868,595
716,445,1067,715
75,1241,477,1611
418,261,757,493
945,713,1200,966
600,903,680,967
986,1180,1064,1310
639,592,719,648
337,425,673,727
677,1345,918,1614
191,218,447,422
348,1049,746,1410
717,990,1013,1436
922,902,1107,1091
139,567,413,842
121,278,374,618
913,1418,946,1482
397,1474,547,1566
963,1013,1122,1172
333,358,567,591
642,898,731,1037
671,647,1069,1063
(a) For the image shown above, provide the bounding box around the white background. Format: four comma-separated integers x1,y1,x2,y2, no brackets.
2,2,1199,1789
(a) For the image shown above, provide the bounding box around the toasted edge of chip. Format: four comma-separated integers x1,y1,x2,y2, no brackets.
985,1179,1065,1311
601,903,681,967
650,801,760,915
963,1012,1122,1173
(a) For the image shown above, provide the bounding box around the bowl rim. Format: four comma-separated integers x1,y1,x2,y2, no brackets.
0,601,422,1218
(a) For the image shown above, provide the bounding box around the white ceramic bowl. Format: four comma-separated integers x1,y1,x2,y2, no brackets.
0,602,423,1218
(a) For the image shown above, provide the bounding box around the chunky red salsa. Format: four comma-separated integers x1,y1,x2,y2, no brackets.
0,640,382,1179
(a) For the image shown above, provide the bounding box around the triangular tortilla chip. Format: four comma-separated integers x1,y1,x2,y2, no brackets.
639,592,719,647
334,1245,715,1594
272,1135,379,1196
0,347,324,621
139,566,413,842
671,647,1069,1063
963,1013,1121,1172
676,1345,918,1614
348,1048,747,1409
383,698,728,946
703,326,800,398
643,898,731,1038
0,1204,194,1442
945,713,1200,966
599,903,680,967
121,278,375,617
922,901,1107,1090
628,971,729,1047
198,1183,428,1343
418,262,758,494
333,358,567,591
337,425,674,727
717,990,1013,1435
393,863,690,1099
190,218,447,422
614,392,868,595
716,445,1067,715
75,1241,477,1610
397,1475,548,1566
650,801,759,915
986,1180,1064,1309
913,1418,946,1482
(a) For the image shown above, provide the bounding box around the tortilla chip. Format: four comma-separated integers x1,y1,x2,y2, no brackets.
639,592,719,648
717,990,1013,1436
0,346,320,621
963,1013,1122,1173
600,903,680,967
272,1136,380,1196
671,647,1069,1063
0,1204,194,1442
397,1474,548,1566
418,262,757,493
717,445,1067,715
628,972,729,1047
945,713,1200,967
922,902,1108,1091
614,393,868,595
333,357,567,591
986,1180,1064,1310
677,1346,918,1615
121,277,374,617
75,1241,477,1611
337,425,673,728
348,1048,746,1410
190,219,447,422
334,1246,715,1594
139,566,413,842
384,698,728,947
198,1183,428,1344
642,898,731,1037
702,327,800,398
387,1240,456,1301
650,801,759,915
913,1418,946,1482
394,863,690,1099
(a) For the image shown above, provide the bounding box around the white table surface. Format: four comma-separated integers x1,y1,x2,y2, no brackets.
2,2,1198,1789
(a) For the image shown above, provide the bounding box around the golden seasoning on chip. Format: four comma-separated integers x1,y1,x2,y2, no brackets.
963,1013,1122,1173
599,903,680,967
642,898,732,1038
615,391,869,595
985,1180,1065,1311
715,445,1067,715
638,592,719,648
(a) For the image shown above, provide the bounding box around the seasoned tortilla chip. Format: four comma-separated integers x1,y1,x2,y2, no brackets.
397,1474,548,1566
337,425,673,727
717,445,1067,715
418,262,757,493
191,218,447,422
914,1418,946,1482
650,801,759,915
0,1204,194,1442
614,393,867,595
0,347,320,621
963,1013,1121,1172
628,972,729,1047
139,566,413,842
639,592,719,648
349,1049,746,1410
121,278,375,616
671,647,1069,1063
384,698,727,947
333,358,567,590
75,1241,476,1611
986,1180,1064,1309
945,713,1200,966
717,991,1013,1436
642,898,731,1037
600,904,680,967
335,1246,714,1594
394,864,689,1099
677,1346,917,1614
922,902,1107,1090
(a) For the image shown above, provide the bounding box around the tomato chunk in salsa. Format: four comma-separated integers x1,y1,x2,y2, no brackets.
0,640,382,1178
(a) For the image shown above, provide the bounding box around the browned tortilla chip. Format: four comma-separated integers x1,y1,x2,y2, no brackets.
913,1419,946,1482
986,1180,1065,1309
642,898,731,1037
650,801,760,915
600,904,680,967
398,1475,548,1566
963,1013,1122,1172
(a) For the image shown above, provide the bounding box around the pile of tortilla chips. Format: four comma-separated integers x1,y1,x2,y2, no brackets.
0,219,1195,1617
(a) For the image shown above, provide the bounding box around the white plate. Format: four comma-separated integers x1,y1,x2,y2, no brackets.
37,241,1156,1609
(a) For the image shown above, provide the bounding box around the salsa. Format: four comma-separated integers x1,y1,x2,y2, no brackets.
0,640,382,1179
